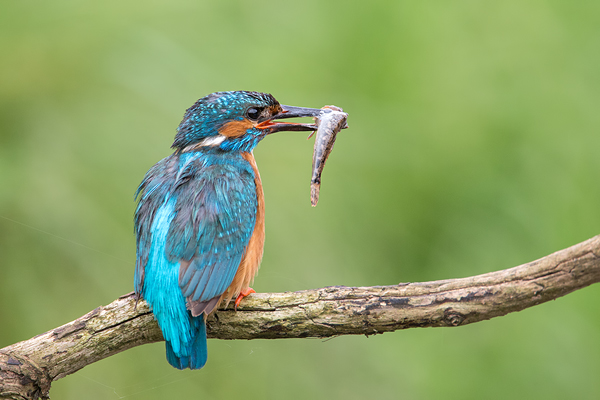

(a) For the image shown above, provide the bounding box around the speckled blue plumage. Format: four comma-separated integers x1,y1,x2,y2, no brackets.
135,91,278,370
173,91,277,151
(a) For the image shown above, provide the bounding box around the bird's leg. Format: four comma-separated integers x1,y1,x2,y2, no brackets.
234,287,256,310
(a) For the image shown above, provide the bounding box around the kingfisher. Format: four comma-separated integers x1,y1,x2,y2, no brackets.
134,91,322,369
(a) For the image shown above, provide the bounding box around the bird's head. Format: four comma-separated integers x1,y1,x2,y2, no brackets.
172,91,321,153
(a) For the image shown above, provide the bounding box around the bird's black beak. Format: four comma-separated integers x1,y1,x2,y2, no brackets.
257,105,322,133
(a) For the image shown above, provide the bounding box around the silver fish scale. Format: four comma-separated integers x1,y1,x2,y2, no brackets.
311,106,348,207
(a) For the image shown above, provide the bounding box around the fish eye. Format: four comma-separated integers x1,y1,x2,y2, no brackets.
246,107,262,121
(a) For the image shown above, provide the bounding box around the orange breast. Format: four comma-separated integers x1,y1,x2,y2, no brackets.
222,151,265,305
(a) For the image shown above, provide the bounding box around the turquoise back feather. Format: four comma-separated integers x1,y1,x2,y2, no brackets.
135,150,257,369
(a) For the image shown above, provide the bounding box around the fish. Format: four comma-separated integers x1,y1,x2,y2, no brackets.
310,105,348,207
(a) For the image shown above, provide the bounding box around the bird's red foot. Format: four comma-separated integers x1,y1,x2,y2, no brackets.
234,288,256,310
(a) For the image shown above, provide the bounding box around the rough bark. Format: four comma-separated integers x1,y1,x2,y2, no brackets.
2,235,600,399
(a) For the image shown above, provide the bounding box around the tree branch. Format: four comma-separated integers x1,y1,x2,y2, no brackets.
2,235,600,399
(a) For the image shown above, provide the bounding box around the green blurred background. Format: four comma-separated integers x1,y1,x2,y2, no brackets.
1,1,600,399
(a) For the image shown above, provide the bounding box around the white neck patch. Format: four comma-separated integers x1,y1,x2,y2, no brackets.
201,135,226,147
183,135,226,152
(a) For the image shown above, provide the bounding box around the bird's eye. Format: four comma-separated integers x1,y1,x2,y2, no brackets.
246,107,262,120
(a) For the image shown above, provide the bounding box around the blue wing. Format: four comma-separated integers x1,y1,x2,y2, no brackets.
167,156,257,314
135,152,257,315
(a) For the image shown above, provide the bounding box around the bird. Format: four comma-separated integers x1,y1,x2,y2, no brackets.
134,91,321,370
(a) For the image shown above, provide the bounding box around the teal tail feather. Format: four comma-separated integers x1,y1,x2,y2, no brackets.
165,317,207,370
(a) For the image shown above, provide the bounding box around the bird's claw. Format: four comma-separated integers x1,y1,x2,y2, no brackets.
234,288,256,310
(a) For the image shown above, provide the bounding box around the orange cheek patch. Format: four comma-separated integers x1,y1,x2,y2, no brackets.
219,119,255,137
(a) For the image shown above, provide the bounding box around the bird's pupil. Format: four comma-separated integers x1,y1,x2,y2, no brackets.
247,108,260,120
